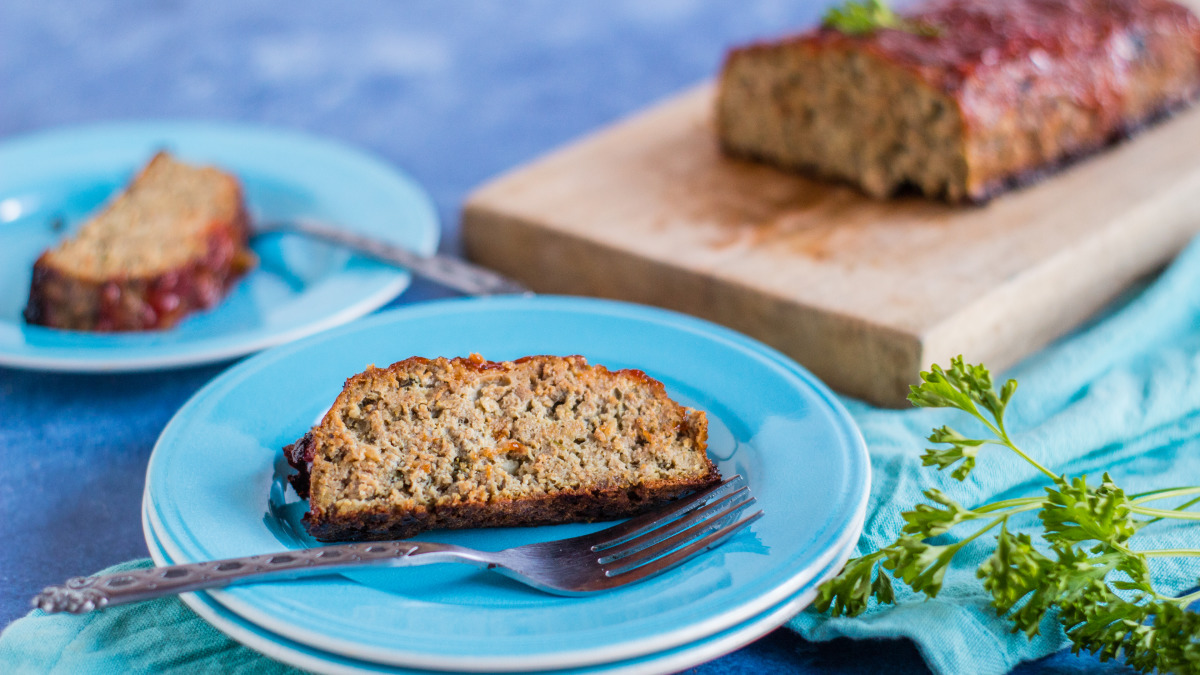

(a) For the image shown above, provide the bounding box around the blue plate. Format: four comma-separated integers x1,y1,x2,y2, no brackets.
142,496,857,675
144,296,869,671
0,122,439,371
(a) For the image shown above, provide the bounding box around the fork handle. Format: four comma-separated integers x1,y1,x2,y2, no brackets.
32,541,496,614
258,218,532,297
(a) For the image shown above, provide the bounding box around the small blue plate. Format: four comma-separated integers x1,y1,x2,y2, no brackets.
145,296,869,671
142,496,857,675
0,122,439,371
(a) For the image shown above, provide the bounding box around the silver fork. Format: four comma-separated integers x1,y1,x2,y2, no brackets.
34,476,761,613
252,218,531,297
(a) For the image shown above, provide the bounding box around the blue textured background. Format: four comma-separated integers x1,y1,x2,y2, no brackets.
0,2,1138,672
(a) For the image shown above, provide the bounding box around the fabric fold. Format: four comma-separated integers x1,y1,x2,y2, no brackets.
0,561,297,674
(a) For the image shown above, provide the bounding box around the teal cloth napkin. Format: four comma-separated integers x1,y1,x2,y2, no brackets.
4,238,1200,675
0,560,298,674
791,236,1200,674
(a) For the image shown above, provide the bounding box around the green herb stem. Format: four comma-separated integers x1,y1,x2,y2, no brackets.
1130,487,1200,504
1129,505,1200,521
961,398,1057,481
1134,493,1200,529
1134,549,1200,558
1171,495,1200,512
1169,589,1200,607
958,514,1008,546
958,397,1057,481
994,437,1057,482
973,497,1043,514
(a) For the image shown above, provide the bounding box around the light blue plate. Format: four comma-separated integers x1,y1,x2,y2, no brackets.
0,122,439,371
144,296,870,671
143,496,857,675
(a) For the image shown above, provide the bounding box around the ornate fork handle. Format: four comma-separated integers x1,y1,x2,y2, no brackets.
33,541,495,614
254,218,532,297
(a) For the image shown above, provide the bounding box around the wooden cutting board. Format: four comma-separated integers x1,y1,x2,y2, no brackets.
461,83,1200,406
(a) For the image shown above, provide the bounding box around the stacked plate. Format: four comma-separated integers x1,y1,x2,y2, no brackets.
140,296,871,674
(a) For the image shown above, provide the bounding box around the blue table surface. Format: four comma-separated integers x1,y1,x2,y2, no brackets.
0,2,1137,673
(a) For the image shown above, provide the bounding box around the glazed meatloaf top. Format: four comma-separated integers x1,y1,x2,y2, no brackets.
739,0,1200,127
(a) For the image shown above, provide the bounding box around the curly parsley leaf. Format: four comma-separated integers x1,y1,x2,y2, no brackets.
1060,594,1200,673
822,0,941,37
977,526,1060,635
901,489,978,538
822,0,901,35
909,356,1015,423
921,426,986,480
814,551,893,617
1111,553,1154,596
882,536,966,598
1041,474,1137,547
909,357,1054,481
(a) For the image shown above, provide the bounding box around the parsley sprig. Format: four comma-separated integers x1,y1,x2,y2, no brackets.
815,356,1200,674
822,0,941,37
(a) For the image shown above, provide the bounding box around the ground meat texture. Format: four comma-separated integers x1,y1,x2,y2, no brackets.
284,354,720,542
716,0,1200,203
23,151,256,331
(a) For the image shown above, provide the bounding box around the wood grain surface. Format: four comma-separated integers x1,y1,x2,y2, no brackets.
462,84,1200,406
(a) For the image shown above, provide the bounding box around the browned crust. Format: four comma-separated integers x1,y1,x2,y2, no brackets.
718,88,1200,206
382,353,668,388
960,90,1200,203
284,354,720,542
23,158,257,331
301,471,720,542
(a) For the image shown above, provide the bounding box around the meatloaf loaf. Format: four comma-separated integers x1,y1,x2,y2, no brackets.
716,0,1200,202
285,354,719,542
24,152,256,331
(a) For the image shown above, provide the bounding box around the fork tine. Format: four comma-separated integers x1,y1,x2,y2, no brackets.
595,488,752,564
589,475,746,552
605,510,763,584
602,496,758,576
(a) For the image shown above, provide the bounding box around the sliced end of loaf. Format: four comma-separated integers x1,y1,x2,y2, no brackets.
43,151,247,280
717,44,969,201
24,151,255,330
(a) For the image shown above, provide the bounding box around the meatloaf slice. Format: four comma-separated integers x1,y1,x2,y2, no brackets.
24,151,256,331
285,354,719,542
716,0,1200,202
